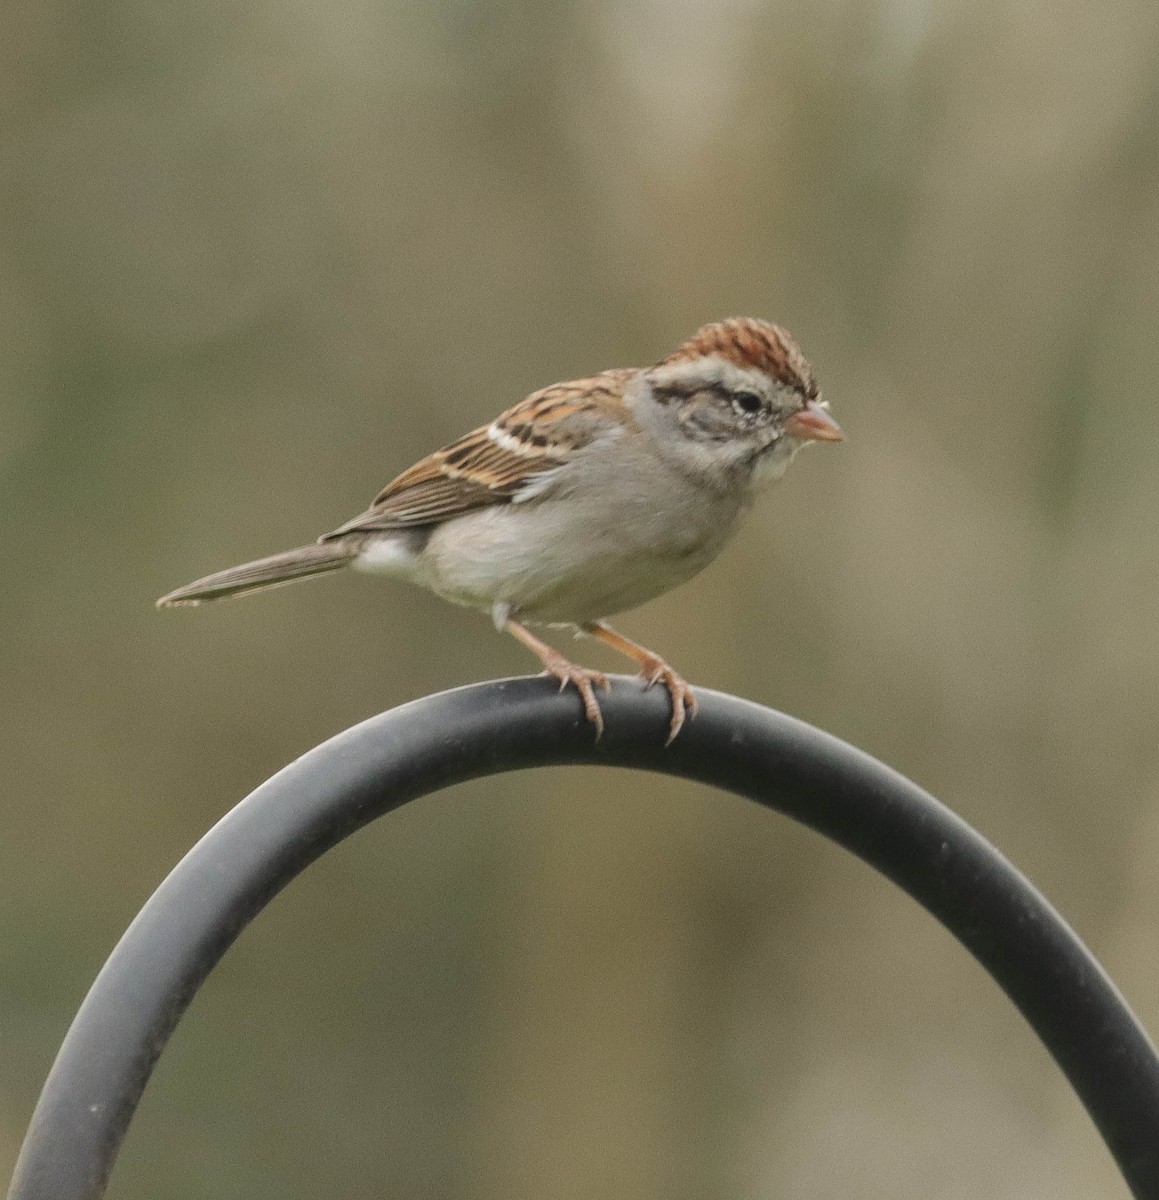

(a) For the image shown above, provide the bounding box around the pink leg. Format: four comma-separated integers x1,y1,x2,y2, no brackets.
505,617,611,738
582,621,697,744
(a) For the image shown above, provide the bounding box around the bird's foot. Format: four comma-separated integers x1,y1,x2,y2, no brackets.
638,658,698,744
542,659,611,739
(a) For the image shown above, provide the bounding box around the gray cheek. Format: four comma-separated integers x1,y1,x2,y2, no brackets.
678,403,736,441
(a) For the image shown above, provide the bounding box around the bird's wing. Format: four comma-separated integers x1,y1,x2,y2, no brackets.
322,370,634,537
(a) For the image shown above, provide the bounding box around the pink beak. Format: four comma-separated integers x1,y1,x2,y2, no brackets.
785,400,844,442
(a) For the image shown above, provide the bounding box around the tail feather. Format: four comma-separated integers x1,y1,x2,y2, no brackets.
156,542,358,607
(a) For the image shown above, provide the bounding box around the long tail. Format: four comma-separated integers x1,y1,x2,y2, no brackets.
156,542,358,607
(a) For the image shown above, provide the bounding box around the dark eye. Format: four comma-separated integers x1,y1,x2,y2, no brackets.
732,391,763,415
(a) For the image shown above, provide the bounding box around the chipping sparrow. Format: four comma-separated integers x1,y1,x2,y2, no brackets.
158,318,842,741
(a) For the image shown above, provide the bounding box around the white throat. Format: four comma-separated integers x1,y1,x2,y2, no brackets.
752,438,805,488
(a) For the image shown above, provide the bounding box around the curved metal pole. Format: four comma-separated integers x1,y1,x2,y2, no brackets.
8,677,1159,1200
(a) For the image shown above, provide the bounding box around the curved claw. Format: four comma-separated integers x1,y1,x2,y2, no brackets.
640,663,698,745
578,622,698,746
504,617,611,739
543,662,610,739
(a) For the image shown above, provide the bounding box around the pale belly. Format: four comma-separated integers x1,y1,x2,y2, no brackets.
417,494,742,625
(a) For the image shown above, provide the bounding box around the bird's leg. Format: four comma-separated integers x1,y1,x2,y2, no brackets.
504,616,610,738
582,621,697,744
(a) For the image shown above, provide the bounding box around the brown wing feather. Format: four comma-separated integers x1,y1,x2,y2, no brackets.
322,370,633,539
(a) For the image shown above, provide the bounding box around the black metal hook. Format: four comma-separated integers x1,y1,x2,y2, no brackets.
8,677,1159,1199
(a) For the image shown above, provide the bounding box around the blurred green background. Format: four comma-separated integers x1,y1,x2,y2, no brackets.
3,0,1159,1196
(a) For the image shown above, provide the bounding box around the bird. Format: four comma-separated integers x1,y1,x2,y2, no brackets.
157,317,843,742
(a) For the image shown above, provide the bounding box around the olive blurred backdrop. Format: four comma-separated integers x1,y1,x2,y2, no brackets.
2,1,1159,1197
